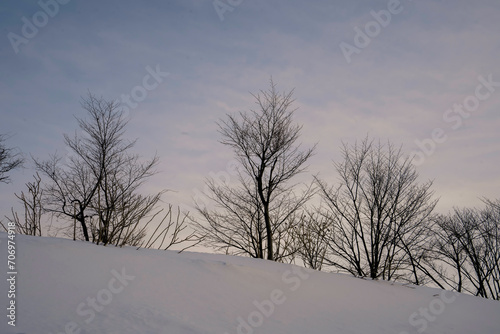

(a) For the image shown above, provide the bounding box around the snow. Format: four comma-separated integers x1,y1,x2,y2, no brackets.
1,232,499,334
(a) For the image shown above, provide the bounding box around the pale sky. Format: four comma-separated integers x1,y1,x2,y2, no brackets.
1,0,499,225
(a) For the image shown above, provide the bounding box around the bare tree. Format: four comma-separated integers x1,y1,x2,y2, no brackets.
396,218,437,286
416,214,468,292
430,203,500,299
195,80,315,261
195,179,267,258
0,134,24,184
316,138,437,281
2,173,44,236
35,93,160,245
292,209,329,270
90,144,159,246
35,154,95,241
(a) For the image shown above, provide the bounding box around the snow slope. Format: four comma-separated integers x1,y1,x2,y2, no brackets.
1,232,499,334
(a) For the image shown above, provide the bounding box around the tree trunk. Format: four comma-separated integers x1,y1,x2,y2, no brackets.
78,213,90,242
264,204,274,261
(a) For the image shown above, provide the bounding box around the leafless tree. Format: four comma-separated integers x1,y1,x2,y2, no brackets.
195,80,315,261
35,154,95,241
417,214,468,292
2,173,44,236
195,179,267,258
316,138,437,281
292,209,329,270
35,93,160,245
90,146,159,246
430,202,500,299
0,134,24,184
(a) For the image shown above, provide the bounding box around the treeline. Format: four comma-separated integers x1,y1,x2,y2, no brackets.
192,80,499,300
0,82,498,300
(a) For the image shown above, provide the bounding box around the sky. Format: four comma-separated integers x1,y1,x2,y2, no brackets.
1,0,499,226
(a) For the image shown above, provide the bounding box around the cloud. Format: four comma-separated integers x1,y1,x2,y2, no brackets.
0,0,499,220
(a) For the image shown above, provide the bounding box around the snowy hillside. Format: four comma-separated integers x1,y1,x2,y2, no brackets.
1,233,499,334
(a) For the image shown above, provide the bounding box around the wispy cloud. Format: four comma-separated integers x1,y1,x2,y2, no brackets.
1,0,499,217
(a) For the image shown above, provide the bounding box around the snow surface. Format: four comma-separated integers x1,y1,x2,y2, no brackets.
1,232,499,334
